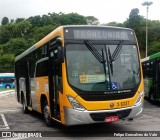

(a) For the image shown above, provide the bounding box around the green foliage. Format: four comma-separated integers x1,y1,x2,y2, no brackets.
30,25,55,41
104,22,124,27
85,16,99,25
148,41,160,56
0,54,14,72
58,13,87,25
1,17,9,25
2,38,30,56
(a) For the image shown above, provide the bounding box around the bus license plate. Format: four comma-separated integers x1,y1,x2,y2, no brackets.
117,101,130,108
105,116,119,123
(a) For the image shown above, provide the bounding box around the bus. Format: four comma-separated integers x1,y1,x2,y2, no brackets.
0,73,15,89
15,25,144,126
142,52,160,102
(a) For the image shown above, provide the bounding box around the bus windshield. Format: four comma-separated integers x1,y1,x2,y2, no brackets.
66,42,140,92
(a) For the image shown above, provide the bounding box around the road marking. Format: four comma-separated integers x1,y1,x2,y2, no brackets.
0,137,29,140
0,109,21,113
0,114,10,130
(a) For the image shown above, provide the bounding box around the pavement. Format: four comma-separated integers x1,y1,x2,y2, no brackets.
0,90,15,97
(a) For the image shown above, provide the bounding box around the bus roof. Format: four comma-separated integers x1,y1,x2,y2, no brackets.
141,51,160,62
15,25,134,62
0,73,14,77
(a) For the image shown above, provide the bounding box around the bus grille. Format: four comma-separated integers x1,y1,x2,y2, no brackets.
90,109,132,121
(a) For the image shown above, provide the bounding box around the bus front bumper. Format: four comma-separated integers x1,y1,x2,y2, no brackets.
64,102,143,126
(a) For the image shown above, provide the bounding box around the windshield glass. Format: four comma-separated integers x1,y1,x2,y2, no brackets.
66,43,140,92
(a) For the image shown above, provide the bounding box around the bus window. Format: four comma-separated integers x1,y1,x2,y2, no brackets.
35,59,48,77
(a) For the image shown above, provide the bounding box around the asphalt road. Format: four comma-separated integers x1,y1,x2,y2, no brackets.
0,94,160,140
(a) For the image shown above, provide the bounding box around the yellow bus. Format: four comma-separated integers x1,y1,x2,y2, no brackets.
15,25,144,126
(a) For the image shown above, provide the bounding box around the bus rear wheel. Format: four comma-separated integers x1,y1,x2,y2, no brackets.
22,95,29,114
5,85,11,89
43,101,53,126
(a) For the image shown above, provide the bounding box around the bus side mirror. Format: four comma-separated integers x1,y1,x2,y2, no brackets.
56,46,64,63
56,38,64,63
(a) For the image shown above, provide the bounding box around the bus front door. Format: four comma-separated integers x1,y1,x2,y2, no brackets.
48,49,61,120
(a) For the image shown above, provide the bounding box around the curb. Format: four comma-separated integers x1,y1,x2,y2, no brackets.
0,90,15,98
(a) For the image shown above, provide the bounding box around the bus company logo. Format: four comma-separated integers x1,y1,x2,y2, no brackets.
110,102,114,108
2,132,11,138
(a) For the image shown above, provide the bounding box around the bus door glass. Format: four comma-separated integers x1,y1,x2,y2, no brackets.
48,47,62,118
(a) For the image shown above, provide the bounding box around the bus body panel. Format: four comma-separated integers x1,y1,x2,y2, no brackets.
33,77,49,113
142,51,160,101
64,101,143,125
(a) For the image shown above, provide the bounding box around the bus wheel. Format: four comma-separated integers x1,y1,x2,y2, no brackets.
149,88,154,102
43,101,53,126
150,93,154,102
22,96,29,114
5,85,11,89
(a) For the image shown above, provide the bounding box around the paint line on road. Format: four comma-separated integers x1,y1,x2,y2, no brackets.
0,114,10,130
1,136,29,140
0,109,21,113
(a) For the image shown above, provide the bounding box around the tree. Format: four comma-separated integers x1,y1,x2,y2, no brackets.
59,13,87,25
148,41,160,55
30,25,55,41
125,8,144,31
1,17,9,25
0,54,14,72
16,18,25,23
104,21,124,27
15,20,32,38
27,15,42,27
2,38,30,56
41,14,52,26
85,16,99,25
0,44,4,55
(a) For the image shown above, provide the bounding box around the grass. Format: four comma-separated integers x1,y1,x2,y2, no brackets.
0,88,15,92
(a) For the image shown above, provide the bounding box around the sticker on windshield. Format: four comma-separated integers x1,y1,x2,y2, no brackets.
111,82,119,90
79,74,105,83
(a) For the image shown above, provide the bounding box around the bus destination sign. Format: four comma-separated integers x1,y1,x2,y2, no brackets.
64,27,135,41
73,30,130,40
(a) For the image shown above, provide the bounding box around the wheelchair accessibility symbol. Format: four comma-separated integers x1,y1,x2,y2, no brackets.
111,82,119,90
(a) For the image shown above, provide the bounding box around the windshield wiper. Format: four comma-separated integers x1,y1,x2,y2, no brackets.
108,47,113,75
84,41,106,63
107,41,124,75
84,41,109,84
111,41,123,61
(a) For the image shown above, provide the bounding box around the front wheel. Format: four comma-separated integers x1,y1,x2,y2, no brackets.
43,101,53,126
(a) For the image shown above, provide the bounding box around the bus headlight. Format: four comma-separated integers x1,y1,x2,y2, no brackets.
135,91,144,106
67,95,85,111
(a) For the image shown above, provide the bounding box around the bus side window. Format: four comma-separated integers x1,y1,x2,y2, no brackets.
35,60,48,77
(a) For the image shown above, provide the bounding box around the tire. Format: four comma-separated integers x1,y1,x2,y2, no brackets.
5,85,11,89
43,100,53,126
149,88,154,102
149,92,154,102
22,96,29,114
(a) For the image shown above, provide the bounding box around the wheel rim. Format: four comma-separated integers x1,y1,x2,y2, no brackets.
43,105,50,122
6,86,10,89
